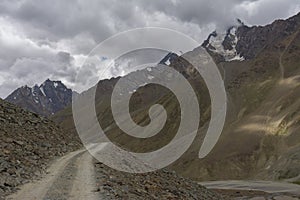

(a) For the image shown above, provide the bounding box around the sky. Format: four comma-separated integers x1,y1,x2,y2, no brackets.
0,0,299,98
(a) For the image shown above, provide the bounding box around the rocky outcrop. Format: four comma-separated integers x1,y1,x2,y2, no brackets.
236,12,300,60
94,162,223,199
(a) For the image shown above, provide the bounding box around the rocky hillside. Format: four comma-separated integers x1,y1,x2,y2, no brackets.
93,161,222,199
0,98,81,198
5,79,77,117
54,12,300,183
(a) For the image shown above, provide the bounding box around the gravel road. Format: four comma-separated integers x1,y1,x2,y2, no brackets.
7,149,101,200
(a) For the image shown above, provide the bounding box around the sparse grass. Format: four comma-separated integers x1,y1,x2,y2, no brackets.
237,78,277,115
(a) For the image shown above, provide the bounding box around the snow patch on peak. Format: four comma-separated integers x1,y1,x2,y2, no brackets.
208,32,226,52
230,27,237,35
31,88,35,96
40,86,46,96
165,59,171,65
228,54,245,61
206,27,245,62
148,75,154,80
159,52,178,66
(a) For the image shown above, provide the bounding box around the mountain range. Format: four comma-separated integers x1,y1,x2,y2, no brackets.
4,11,300,185
53,12,300,183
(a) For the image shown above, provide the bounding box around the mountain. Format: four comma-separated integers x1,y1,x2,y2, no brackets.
0,98,81,197
5,79,77,117
53,12,300,183
203,13,300,62
159,52,179,65
178,12,300,181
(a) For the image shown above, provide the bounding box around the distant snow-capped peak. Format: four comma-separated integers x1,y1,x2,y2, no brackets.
5,79,76,116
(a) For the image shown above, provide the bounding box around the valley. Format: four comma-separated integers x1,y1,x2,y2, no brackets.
1,9,300,200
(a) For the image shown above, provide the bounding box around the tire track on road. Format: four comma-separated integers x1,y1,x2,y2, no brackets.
43,152,85,200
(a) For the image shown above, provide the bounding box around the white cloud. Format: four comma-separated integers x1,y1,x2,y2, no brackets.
0,0,299,97
233,0,300,25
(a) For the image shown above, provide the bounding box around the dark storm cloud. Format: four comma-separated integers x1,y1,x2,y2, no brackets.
0,0,299,97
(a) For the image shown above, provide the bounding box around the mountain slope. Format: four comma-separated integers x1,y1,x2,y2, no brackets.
8,149,223,200
5,79,76,117
203,13,300,62
174,12,300,181
54,12,300,182
0,98,81,198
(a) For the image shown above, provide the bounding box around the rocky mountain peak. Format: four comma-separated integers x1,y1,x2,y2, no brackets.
159,52,179,65
236,18,246,26
5,79,75,117
202,13,300,62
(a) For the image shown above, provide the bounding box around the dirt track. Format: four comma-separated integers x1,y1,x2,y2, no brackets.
7,149,101,200
7,146,300,200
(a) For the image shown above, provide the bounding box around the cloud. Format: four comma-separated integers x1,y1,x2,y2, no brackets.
233,0,300,25
0,0,299,97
